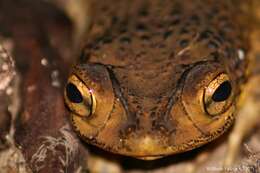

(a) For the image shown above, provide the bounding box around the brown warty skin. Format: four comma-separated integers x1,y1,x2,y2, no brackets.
64,0,252,160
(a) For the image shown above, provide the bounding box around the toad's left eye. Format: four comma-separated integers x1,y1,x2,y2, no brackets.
64,74,96,117
211,81,232,102
204,73,234,116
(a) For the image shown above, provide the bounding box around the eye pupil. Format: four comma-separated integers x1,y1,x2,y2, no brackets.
66,83,83,103
212,81,232,102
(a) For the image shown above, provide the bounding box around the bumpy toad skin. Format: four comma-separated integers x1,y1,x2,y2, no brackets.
64,0,252,160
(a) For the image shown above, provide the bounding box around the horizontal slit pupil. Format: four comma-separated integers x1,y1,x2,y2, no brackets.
212,81,232,102
66,83,83,103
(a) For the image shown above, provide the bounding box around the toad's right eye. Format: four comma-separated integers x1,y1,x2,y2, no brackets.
64,75,96,117
66,83,83,103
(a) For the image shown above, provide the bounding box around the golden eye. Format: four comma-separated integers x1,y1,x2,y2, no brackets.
64,75,96,117
203,73,233,116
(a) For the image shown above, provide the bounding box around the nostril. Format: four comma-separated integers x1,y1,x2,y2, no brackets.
158,125,169,134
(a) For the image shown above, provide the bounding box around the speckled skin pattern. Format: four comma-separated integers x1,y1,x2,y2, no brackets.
65,0,251,159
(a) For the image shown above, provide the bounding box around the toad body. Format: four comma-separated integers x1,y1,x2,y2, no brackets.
64,0,252,160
